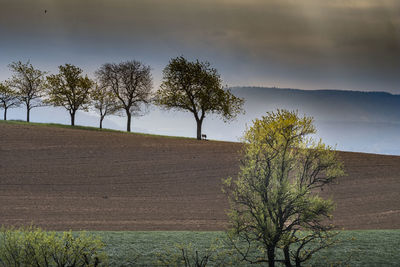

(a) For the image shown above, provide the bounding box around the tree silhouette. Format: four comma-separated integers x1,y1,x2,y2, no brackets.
46,64,93,126
8,61,46,122
154,56,244,140
96,60,152,132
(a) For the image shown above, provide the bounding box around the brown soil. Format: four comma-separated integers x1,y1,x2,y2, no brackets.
0,123,399,230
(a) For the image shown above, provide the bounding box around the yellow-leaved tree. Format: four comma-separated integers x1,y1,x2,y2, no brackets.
224,109,345,267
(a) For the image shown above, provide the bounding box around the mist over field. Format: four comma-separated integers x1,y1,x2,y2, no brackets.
231,87,400,155
4,87,400,155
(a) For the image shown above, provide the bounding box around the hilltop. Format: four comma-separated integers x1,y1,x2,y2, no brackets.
0,121,399,230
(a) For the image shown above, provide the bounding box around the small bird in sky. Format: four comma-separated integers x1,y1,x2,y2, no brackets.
44,10,47,14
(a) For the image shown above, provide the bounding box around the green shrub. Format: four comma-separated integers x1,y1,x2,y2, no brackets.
0,226,107,267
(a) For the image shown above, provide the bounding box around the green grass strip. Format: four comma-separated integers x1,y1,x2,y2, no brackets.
91,230,400,266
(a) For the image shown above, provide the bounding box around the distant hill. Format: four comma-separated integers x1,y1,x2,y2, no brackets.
230,87,400,124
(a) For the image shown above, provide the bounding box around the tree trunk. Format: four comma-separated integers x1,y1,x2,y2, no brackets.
26,107,30,122
99,116,104,129
70,111,75,126
283,245,292,267
126,112,131,132
196,119,203,140
3,107,7,120
267,247,275,267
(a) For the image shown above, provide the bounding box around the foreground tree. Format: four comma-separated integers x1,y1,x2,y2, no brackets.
46,64,93,126
8,61,47,122
223,110,345,267
0,82,20,120
154,56,244,140
90,83,119,129
96,60,152,132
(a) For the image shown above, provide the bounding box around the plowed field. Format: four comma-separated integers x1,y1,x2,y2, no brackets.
0,122,399,230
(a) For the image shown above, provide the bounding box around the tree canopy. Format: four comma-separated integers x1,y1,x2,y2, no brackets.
224,109,345,267
0,82,20,120
89,83,119,129
96,60,152,132
8,61,47,122
154,56,244,140
46,64,93,126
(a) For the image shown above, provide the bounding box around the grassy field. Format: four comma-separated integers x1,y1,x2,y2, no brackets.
94,230,400,266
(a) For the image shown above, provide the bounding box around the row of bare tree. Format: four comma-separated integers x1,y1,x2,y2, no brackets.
0,57,244,139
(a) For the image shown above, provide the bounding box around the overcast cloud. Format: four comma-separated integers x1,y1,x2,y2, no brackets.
0,0,399,91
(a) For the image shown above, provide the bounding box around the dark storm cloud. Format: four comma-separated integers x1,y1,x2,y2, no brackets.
0,0,399,91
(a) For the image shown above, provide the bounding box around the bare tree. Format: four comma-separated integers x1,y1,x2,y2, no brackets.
46,64,93,126
96,60,152,132
8,61,47,122
0,82,20,120
90,83,119,129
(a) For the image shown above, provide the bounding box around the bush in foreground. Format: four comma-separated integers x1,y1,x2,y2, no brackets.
0,226,106,267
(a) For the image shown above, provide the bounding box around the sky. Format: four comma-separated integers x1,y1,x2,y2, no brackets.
1,0,399,92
